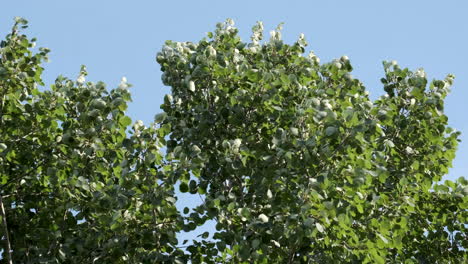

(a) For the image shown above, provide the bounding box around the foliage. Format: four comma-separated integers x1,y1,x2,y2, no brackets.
0,17,467,263
157,19,467,263
0,18,184,263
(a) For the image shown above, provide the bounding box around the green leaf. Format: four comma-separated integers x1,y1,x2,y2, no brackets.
179,182,189,193
325,126,337,136
120,116,132,127
154,112,167,123
252,239,261,249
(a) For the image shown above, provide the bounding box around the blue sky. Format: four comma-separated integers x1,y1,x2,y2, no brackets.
2,0,467,243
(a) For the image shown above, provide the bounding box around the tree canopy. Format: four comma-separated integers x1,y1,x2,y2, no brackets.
0,18,183,263
1,18,467,263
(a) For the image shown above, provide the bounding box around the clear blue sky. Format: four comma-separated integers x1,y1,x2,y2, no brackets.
2,0,467,243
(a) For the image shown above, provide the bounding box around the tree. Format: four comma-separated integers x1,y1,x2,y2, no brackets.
0,17,467,263
157,19,467,263
0,18,185,263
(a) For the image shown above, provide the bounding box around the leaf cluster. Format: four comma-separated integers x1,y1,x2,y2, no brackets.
0,18,466,263
157,19,467,263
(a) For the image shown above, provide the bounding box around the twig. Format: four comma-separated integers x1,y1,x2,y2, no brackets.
0,195,13,264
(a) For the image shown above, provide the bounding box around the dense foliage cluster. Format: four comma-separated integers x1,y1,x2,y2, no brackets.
0,18,184,263
157,19,467,263
1,18,467,263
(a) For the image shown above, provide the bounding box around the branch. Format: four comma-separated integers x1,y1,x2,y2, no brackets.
0,195,13,264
